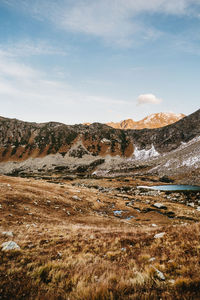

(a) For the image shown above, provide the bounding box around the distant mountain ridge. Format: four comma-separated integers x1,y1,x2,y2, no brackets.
107,112,185,129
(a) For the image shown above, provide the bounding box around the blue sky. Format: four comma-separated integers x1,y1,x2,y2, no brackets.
0,0,200,124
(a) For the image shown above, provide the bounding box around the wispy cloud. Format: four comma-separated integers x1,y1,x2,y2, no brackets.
137,94,162,105
0,40,68,57
3,0,200,47
0,49,128,123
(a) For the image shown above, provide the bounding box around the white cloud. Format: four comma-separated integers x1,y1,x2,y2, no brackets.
137,94,162,105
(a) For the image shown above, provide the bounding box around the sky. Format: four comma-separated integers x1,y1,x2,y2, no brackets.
0,0,200,124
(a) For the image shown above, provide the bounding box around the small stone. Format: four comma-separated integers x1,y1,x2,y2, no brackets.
72,195,81,201
1,241,20,251
187,202,195,208
154,232,165,239
153,203,167,209
168,279,175,285
197,207,200,211
152,224,157,227
149,257,156,262
154,268,165,281
2,231,13,237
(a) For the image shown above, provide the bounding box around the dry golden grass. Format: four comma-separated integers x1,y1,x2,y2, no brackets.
0,175,200,299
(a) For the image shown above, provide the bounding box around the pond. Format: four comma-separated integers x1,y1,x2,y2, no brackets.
150,185,200,191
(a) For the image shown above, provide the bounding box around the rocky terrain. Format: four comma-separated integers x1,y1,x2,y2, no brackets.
0,109,199,184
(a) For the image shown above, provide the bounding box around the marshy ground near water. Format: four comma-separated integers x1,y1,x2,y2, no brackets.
1,174,200,299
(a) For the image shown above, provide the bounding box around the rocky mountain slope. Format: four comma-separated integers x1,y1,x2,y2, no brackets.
0,109,199,183
107,112,185,129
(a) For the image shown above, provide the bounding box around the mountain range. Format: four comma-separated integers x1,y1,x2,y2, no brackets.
0,109,199,184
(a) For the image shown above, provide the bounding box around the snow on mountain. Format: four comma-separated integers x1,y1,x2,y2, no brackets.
133,145,159,160
106,112,185,129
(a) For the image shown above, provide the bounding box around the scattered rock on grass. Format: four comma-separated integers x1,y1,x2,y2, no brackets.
153,203,167,209
1,241,20,251
154,268,165,281
72,195,81,201
2,231,13,237
154,232,165,239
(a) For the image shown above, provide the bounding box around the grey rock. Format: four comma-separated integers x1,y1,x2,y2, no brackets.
168,279,175,285
154,232,165,239
2,231,13,237
153,203,167,209
154,268,165,281
187,202,195,208
121,247,126,252
72,195,81,201
149,257,156,262
1,241,20,251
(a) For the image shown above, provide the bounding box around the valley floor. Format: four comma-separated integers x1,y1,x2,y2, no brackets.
0,175,200,299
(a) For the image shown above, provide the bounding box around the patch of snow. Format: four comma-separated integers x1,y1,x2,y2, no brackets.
182,155,200,167
178,136,200,150
133,145,159,160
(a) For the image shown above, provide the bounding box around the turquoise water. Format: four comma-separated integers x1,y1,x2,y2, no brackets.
151,185,200,191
